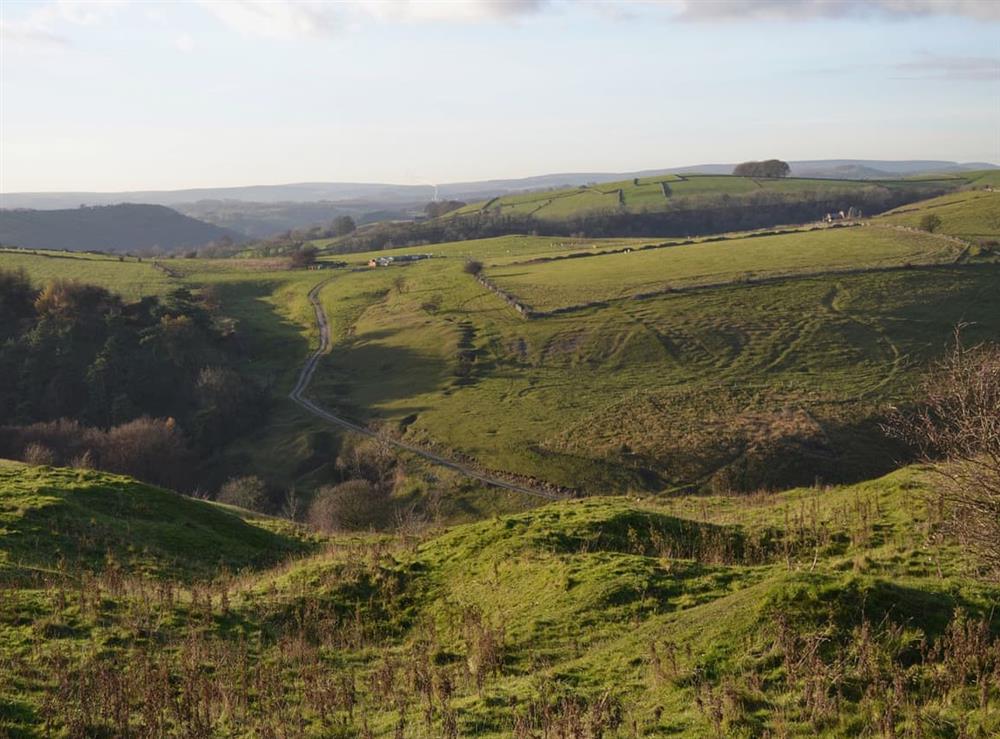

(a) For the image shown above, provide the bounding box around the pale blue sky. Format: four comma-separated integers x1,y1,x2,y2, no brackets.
2,0,998,191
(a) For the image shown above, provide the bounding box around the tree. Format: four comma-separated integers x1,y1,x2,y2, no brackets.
733,159,791,178
0,267,37,339
331,215,356,237
308,479,386,531
217,475,269,511
463,260,483,276
424,200,467,218
889,334,1000,577
289,245,318,269
919,213,942,233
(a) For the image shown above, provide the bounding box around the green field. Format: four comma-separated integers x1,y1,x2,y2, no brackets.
486,226,962,311
876,189,1000,241
8,208,996,499
4,187,1000,736
305,249,1000,493
449,172,974,221
0,248,175,299
2,462,997,736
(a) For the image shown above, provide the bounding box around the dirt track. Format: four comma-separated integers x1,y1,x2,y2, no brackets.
289,279,564,501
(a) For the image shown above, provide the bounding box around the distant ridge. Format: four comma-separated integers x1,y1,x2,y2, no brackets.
3,160,995,211
0,203,243,253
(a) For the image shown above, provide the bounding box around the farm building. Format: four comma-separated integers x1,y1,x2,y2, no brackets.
368,254,432,268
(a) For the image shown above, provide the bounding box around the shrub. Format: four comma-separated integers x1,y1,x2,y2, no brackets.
101,417,193,489
308,480,386,532
919,213,942,233
889,334,1000,577
23,442,57,466
289,246,318,269
336,438,396,488
217,475,269,512
463,260,484,276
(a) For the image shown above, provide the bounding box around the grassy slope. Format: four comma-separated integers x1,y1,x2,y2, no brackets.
0,461,308,582
486,225,961,311
451,172,970,222
304,224,1000,493
0,250,537,517
0,248,175,299
876,189,1000,241
2,463,997,736
4,196,998,500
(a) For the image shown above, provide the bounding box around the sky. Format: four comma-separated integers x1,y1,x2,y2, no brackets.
1,0,998,192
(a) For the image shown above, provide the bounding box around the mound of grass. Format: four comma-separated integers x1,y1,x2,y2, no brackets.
0,461,308,581
3,465,998,736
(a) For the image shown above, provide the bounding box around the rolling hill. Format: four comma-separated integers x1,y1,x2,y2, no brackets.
0,461,307,582
1,462,997,736
875,186,1000,242
3,187,998,497
0,203,242,253
447,171,982,223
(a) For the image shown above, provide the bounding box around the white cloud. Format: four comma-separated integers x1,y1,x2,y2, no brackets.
0,20,71,49
0,0,125,50
894,53,1000,80
174,33,197,53
356,0,548,23
670,0,1000,22
198,1,342,40
198,0,549,39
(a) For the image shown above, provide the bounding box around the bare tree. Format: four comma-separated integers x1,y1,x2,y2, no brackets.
890,332,1000,577
217,475,269,511
308,480,385,532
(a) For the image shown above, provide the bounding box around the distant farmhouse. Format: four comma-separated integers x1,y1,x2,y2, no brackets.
823,206,862,223
367,254,432,268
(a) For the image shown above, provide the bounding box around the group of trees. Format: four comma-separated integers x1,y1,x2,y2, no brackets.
189,216,357,260
0,268,266,490
424,200,467,218
732,159,791,178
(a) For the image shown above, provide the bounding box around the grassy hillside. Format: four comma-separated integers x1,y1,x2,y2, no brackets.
876,188,1000,242
4,206,999,502
0,461,308,583
2,463,997,736
303,225,999,494
450,172,970,222
0,204,242,253
486,225,961,312
0,248,176,299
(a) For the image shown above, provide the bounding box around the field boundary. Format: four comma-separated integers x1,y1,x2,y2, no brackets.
289,279,567,500
491,261,985,320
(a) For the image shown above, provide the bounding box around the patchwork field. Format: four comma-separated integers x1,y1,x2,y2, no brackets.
4,190,999,499
485,226,962,312
306,250,1000,493
449,172,974,221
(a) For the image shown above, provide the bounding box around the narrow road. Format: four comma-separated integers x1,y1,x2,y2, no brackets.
289,279,564,501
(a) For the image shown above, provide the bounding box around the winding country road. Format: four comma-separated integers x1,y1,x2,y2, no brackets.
289,279,564,501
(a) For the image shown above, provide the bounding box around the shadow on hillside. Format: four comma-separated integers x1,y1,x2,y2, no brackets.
211,280,315,392
314,328,451,421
